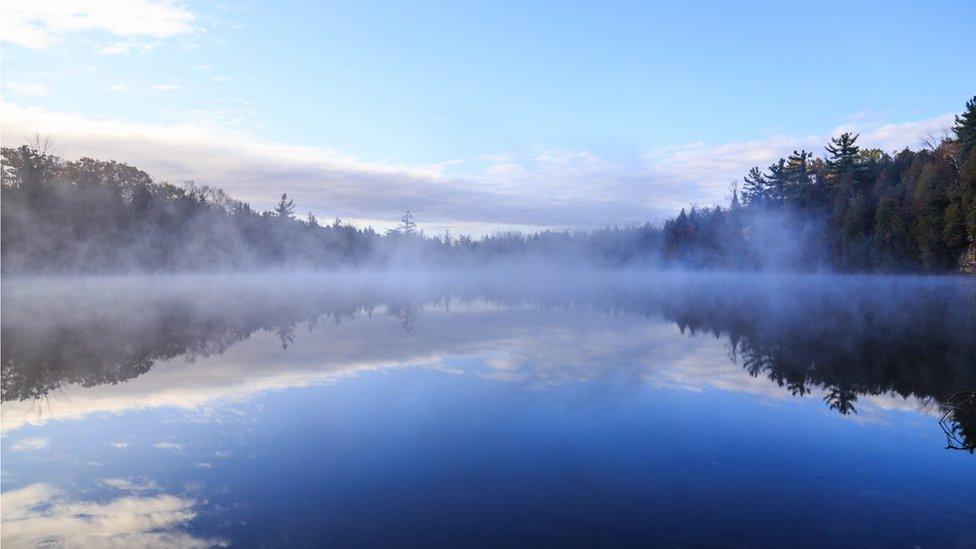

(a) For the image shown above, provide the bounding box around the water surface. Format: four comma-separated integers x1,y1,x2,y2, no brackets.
2,272,974,547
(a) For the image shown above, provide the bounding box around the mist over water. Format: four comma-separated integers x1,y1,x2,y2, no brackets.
2,271,974,546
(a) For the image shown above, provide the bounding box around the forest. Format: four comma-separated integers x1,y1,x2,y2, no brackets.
2,96,975,274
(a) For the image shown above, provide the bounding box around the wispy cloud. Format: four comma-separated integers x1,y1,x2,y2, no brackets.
4,81,48,97
151,83,188,92
1,0,196,50
10,436,50,451
153,441,183,450
98,40,157,55
101,477,159,492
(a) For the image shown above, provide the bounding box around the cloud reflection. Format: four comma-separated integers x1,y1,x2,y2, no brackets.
0,483,225,548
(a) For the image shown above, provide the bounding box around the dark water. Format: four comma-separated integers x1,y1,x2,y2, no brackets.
2,272,974,547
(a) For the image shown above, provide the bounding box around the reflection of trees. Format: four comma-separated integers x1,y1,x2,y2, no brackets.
717,299,975,423
475,277,976,448
643,278,976,449
276,325,296,349
386,303,419,333
1,288,387,402
940,392,976,453
822,388,858,415
2,276,973,449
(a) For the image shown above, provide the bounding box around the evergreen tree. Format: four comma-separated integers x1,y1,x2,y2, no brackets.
729,182,742,211
825,133,861,176
958,145,976,243
765,158,789,203
399,210,417,237
742,167,768,205
274,193,296,219
953,95,976,159
784,150,814,201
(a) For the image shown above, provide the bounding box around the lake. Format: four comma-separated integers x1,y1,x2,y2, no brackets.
2,272,974,547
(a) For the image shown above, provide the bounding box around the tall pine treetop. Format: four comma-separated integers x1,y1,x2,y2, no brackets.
742,166,768,205
274,193,296,219
953,95,976,158
825,132,861,175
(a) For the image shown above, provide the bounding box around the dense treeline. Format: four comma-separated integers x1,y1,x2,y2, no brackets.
2,97,975,273
664,96,976,272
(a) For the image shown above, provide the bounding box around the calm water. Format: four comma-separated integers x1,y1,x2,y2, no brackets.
2,272,974,547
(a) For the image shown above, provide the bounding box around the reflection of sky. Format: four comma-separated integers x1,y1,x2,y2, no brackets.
2,300,974,546
1,483,225,548
0,302,936,433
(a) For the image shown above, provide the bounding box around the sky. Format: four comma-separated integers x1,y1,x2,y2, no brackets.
1,0,974,234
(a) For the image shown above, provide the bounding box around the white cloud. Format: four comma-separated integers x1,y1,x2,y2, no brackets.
106,84,129,93
0,483,225,548
4,81,48,96
0,0,196,50
98,40,157,54
0,102,956,233
847,117,956,149
153,442,183,450
101,477,160,492
10,437,50,451
150,83,185,92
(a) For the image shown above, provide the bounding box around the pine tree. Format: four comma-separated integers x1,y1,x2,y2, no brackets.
953,95,976,159
742,167,768,205
783,150,814,203
785,150,813,184
399,210,417,236
729,182,742,211
274,193,295,220
765,158,789,203
825,133,861,176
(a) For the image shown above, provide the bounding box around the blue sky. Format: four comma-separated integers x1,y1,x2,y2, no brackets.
2,0,974,233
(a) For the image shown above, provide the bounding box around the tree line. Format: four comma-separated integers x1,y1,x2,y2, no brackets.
2,96,974,274
663,96,976,272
